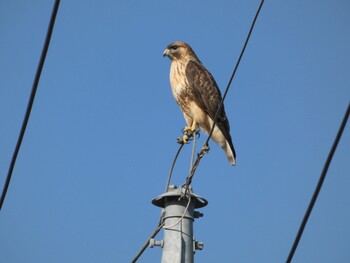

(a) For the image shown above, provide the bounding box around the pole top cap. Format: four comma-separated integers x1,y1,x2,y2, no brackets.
152,185,208,208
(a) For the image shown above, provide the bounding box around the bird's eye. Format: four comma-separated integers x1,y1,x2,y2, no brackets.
171,45,178,50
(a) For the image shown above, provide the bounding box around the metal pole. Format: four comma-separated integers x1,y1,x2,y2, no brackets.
151,185,208,263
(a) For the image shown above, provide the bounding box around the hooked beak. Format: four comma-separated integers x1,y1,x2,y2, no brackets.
163,48,169,57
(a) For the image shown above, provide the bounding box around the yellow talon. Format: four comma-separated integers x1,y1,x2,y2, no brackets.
177,122,197,144
183,122,197,133
182,134,189,144
177,134,190,144
183,126,192,132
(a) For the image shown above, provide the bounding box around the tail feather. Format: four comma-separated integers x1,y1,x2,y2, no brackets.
223,140,236,166
208,124,236,166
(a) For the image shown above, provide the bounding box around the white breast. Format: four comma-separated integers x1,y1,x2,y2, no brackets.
169,60,188,101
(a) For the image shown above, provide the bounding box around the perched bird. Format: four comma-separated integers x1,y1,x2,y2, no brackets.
163,41,236,165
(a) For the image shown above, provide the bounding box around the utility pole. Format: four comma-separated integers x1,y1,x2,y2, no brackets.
151,185,208,263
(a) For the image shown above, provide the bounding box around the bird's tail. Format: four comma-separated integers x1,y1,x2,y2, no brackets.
208,124,236,166
201,119,236,166
223,140,236,166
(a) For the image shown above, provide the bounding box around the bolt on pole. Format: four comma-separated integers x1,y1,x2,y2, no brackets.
151,185,208,263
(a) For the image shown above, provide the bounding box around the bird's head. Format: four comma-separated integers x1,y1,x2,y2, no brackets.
163,41,199,61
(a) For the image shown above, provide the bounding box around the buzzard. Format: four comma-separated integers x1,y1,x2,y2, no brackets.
163,41,236,165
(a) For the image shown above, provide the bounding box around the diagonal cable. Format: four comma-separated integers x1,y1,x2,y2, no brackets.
0,0,61,210
286,102,350,263
186,0,265,187
205,0,265,147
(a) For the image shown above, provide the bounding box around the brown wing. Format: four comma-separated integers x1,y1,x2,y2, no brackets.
185,59,235,158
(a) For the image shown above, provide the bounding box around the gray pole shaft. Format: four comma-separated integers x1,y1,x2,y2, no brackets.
152,186,207,263
162,197,194,263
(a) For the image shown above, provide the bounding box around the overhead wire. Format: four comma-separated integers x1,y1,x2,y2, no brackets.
162,192,192,230
163,131,197,230
131,222,165,263
131,133,195,262
286,102,350,263
189,130,199,172
185,0,265,188
165,143,185,192
0,0,61,211
132,140,186,262
206,0,265,147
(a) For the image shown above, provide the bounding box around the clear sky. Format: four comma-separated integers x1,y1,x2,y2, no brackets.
0,1,349,262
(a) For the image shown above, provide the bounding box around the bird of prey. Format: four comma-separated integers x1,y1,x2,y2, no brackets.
163,41,236,165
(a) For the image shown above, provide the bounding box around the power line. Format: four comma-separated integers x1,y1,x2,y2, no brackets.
132,143,184,262
132,133,195,262
0,0,61,210
286,102,350,263
185,0,265,187
206,0,264,146
131,222,165,263
165,143,184,192
163,131,198,231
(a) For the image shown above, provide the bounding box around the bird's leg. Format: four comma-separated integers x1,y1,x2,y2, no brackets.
183,121,197,133
182,121,197,143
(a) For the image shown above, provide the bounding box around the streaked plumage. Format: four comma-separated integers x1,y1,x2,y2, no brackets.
163,41,236,165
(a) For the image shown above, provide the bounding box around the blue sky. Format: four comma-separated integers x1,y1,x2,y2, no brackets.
0,0,349,262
